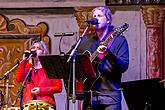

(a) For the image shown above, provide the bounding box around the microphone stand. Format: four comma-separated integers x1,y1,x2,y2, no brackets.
67,23,90,110
12,68,32,110
0,60,20,109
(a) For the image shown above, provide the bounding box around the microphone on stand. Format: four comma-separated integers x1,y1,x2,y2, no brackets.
24,50,37,60
54,32,75,37
84,18,98,25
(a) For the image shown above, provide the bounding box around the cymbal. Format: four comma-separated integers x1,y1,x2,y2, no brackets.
0,83,14,88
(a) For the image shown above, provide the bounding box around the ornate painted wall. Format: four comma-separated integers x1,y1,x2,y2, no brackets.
0,1,164,110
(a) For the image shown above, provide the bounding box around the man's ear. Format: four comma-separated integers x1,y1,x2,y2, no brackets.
43,50,46,54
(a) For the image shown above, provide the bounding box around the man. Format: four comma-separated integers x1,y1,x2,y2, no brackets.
74,6,129,110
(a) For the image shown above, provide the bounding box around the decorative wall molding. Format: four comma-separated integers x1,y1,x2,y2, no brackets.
0,14,51,51
141,6,165,78
0,1,104,8
106,0,165,6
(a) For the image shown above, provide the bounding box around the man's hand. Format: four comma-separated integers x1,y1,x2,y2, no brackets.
97,45,108,55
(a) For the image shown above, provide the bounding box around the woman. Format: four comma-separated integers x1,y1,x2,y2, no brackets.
16,40,62,110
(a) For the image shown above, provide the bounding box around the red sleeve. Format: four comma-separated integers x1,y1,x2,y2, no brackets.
16,60,32,82
39,79,62,95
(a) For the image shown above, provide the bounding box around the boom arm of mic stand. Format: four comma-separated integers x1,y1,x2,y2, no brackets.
66,23,90,110
0,55,33,80
0,60,20,80
12,68,32,110
67,23,90,63
0,60,21,109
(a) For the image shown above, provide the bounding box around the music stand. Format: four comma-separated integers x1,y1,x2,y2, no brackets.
39,54,95,80
121,78,165,110
39,54,96,110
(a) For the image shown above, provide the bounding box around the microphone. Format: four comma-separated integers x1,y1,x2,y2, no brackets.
85,18,98,25
24,50,37,58
54,32,75,37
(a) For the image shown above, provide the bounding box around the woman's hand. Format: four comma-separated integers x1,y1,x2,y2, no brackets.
23,50,31,61
31,87,40,95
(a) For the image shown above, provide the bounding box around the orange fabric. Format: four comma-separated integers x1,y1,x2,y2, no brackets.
16,60,62,106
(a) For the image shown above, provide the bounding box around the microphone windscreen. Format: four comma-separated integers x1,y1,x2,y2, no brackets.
31,50,37,57
24,51,31,57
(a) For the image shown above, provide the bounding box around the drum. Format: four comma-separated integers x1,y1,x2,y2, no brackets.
23,100,54,110
7,107,20,110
